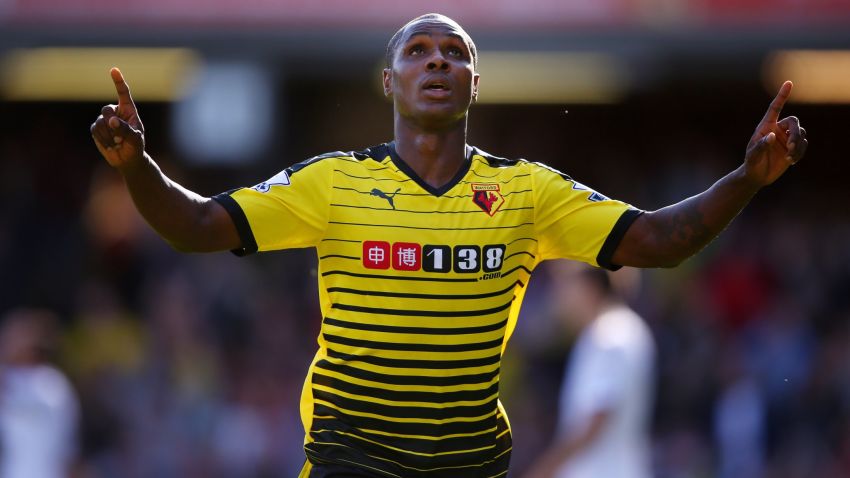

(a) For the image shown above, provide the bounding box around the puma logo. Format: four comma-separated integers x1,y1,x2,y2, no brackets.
371,188,401,209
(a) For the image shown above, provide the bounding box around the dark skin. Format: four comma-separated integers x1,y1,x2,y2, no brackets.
91,15,807,267
382,18,479,188
90,67,239,252
614,80,806,267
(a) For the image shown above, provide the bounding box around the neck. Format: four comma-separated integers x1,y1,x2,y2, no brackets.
393,114,469,189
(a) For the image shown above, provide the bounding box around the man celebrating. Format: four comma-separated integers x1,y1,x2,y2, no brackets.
91,13,806,478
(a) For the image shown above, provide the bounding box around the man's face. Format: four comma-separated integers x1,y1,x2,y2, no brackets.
383,18,480,127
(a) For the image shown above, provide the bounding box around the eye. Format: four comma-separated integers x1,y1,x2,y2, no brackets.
408,45,424,56
448,47,463,57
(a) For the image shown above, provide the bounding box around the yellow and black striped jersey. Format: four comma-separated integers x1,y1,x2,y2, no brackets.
213,142,642,478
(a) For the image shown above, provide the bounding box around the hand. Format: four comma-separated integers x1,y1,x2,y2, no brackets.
90,68,146,168
743,81,808,186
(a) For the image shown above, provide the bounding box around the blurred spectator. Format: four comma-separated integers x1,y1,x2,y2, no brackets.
713,339,766,478
0,308,79,478
60,280,147,477
523,263,655,478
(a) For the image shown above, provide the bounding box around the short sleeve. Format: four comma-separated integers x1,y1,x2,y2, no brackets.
532,163,642,270
212,155,335,255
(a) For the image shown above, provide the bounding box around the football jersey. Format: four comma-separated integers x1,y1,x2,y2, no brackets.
213,142,642,478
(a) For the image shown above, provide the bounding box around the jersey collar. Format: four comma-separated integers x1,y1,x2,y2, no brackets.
386,141,473,197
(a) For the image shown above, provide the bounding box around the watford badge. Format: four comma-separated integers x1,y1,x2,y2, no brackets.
471,183,505,216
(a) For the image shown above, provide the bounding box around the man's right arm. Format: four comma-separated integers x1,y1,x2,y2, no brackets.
90,68,241,253
117,153,240,252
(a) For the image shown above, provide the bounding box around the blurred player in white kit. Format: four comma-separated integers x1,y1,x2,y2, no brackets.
524,263,655,478
0,309,78,478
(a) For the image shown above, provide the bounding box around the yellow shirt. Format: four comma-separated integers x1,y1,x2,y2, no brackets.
213,143,641,477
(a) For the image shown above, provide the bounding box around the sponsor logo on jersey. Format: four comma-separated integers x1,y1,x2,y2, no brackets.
362,241,506,277
571,180,609,202
370,188,401,210
252,169,291,193
471,183,505,216
363,241,391,269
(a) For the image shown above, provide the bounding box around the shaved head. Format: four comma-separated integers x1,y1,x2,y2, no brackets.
385,13,478,70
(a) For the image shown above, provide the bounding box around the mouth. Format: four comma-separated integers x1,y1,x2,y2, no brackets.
422,78,451,92
424,82,449,91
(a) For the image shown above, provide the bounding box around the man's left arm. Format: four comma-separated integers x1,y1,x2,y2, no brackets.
613,81,808,268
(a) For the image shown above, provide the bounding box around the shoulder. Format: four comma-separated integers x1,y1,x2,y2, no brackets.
468,146,560,186
470,148,575,184
469,146,566,174
8,365,76,401
593,306,654,350
527,161,573,182
288,144,391,176
469,146,571,178
469,146,525,168
244,145,392,194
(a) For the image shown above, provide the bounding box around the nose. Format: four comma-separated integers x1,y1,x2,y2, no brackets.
427,51,450,71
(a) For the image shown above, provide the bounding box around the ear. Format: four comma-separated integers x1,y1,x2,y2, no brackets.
472,73,480,102
382,68,393,97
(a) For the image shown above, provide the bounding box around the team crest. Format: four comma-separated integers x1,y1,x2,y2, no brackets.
471,183,505,216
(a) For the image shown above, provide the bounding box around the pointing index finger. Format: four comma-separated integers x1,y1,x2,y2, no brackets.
761,80,793,125
110,67,135,108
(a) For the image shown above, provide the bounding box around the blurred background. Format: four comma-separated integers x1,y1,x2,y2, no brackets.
1,1,849,477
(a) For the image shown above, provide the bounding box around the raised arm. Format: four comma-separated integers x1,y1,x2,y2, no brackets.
613,81,808,268
90,68,240,253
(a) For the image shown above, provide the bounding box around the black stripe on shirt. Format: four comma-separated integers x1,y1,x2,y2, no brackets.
321,317,508,336
211,192,258,257
504,251,535,261
596,208,644,271
328,204,533,215
459,173,530,185
322,270,477,283
507,236,538,245
328,221,534,232
308,428,498,464
312,372,499,404
303,445,400,478
322,334,504,354
319,254,360,260
335,169,414,182
326,348,501,370
330,299,513,317
312,388,498,421
311,404,498,437
315,360,500,387
499,265,533,277
325,281,522,300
